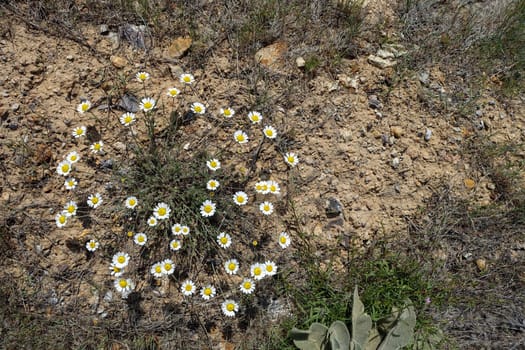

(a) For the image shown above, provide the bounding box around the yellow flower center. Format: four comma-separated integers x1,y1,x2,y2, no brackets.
270,185,276,192
226,303,235,312
89,242,96,248
236,135,245,142
194,106,202,113
220,237,228,244
243,282,252,289
264,204,270,211
149,219,156,224
287,156,295,163
70,155,77,161
204,288,212,296
165,263,172,271
155,266,162,273
59,216,66,224
252,240,258,246
266,265,273,272
67,206,75,213
113,266,120,272
128,199,136,206
91,197,99,204
210,161,217,168
254,267,262,275
76,129,83,135
119,280,128,288
139,73,146,80
81,104,89,112
61,164,70,173
228,263,236,271
158,207,166,216
124,116,132,124
68,180,75,186
224,109,231,116
185,284,193,291
172,241,179,248
127,231,133,237
144,101,153,109
137,235,145,242
117,256,125,264
204,205,212,213
280,236,287,244
183,76,191,83
236,196,244,203
266,130,273,136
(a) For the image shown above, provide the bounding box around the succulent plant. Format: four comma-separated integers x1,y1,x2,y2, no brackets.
290,286,416,350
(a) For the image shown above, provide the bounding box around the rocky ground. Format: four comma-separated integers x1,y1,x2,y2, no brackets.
1,0,524,348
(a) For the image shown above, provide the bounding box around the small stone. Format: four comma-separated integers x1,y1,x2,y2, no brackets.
10,103,19,112
110,55,127,68
418,72,429,85
367,55,397,69
475,110,483,117
169,65,184,79
66,55,74,61
166,36,192,59
391,157,400,169
368,95,382,109
325,197,343,218
107,32,120,50
376,49,395,59
296,56,305,68
424,128,432,141
475,258,487,271
390,126,403,138
7,123,18,130
382,43,407,57
486,182,496,191
255,41,287,72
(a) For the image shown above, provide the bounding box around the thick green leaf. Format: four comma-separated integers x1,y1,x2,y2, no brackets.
378,301,416,350
328,321,351,349
291,323,329,350
351,286,373,350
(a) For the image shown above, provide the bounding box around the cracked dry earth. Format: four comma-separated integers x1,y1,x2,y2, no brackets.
1,6,524,348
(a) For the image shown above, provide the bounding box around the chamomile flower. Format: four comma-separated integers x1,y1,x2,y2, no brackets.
63,200,77,217
90,140,104,154
284,152,299,167
134,233,147,246
221,300,239,317
239,278,255,294
278,232,291,249
263,125,277,139
151,262,163,278
86,239,99,252
120,112,136,126
114,278,135,297
76,100,91,114
206,179,220,191
180,73,195,85
136,71,150,82
147,216,158,227
220,107,235,118
200,200,216,217
72,126,86,138
162,259,175,275
153,202,171,220
248,111,262,124
234,130,248,144
217,232,232,249
181,225,190,235
181,280,196,296
125,196,138,209
64,177,77,190
109,263,123,277
206,158,221,171
250,263,266,280
259,201,274,215
66,151,80,164
191,102,206,114
224,259,239,275
87,193,102,209
170,239,182,251
56,160,72,176
55,212,68,228
233,191,248,206
254,181,269,194
166,87,180,98
264,261,277,276
112,252,130,269
140,97,155,112
267,180,280,195
200,285,216,300
171,223,183,235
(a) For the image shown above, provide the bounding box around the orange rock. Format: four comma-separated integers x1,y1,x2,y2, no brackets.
167,36,192,58
464,178,476,189
255,41,287,71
